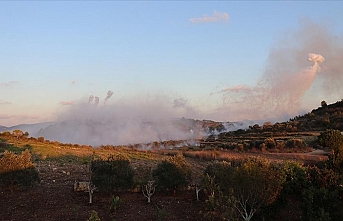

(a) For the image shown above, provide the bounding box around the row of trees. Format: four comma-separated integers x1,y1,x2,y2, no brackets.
87,129,343,221
1,129,343,220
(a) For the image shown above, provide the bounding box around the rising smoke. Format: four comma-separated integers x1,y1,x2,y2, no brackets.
36,93,209,146
104,90,113,105
216,19,343,122
34,20,343,147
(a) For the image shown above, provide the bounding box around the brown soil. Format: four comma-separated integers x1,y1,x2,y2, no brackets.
0,150,314,221
0,158,208,221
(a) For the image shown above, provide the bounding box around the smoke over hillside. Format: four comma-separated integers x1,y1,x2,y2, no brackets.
31,20,343,146
34,93,243,146
216,20,343,122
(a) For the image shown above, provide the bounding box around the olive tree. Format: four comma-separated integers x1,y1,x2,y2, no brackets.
232,158,285,221
152,154,191,193
318,129,343,171
90,154,134,193
204,158,285,221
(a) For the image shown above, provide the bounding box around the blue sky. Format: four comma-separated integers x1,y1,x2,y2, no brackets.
1,1,343,127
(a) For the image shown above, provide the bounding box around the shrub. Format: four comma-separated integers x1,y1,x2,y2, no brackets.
318,129,343,172
0,149,39,190
302,187,343,221
152,154,191,193
285,138,307,149
264,137,276,149
203,161,233,195
203,158,285,221
88,210,101,221
90,154,134,193
282,161,309,195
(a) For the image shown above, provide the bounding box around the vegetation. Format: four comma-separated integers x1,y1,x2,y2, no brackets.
90,154,135,193
0,149,39,190
152,154,191,193
1,100,343,220
202,158,285,221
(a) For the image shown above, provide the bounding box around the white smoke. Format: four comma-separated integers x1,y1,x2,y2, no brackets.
36,94,207,146
308,53,325,63
94,96,99,106
88,95,94,104
215,20,342,122
104,90,113,104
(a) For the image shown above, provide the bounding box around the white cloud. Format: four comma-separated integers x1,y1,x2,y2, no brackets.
190,10,229,24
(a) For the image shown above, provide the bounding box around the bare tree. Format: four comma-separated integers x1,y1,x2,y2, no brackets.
87,164,97,204
195,183,202,201
142,180,156,203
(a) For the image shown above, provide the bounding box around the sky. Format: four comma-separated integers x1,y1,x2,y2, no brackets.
1,1,343,127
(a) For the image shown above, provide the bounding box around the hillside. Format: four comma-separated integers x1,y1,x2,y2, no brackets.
201,100,343,153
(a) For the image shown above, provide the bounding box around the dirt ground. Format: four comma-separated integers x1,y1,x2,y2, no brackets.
0,158,209,221
0,150,316,221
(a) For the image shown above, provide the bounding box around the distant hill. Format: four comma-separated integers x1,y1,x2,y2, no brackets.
1,122,54,137
0,125,8,132
211,99,343,138
289,100,343,131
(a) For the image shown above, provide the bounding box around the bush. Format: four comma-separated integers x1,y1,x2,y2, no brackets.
318,129,343,172
285,138,307,149
302,187,343,221
282,161,309,195
203,161,233,195
0,149,39,190
152,154,191,193
90,154,134,193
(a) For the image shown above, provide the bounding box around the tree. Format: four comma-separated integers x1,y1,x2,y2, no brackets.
0,149,39,190
12,129,23,140
231,158,285,221
321,100,328,108
152,154,191,193
204,158,285,221
318,129,343,172
90,154,134,193
142,180,156,203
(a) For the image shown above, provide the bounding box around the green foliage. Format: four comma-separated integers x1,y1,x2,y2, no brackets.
88,210,101,221
109,195,120,214
154,204,169,221
302,187,343,221
152,161,186,192
318,129,343,173
282,161,309,194
152,154,191,193
0,149,39,190
261,161,309,219
203,158,285,221
201,179,239,221
318,129,343,151
203,161,233,195
285,138,307,149
91,154,134,193
307,165,340,190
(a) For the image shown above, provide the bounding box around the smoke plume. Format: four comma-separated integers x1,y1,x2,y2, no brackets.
217,19,343,122
88,95,94,104
104,90,113,104
94,96,99,106
36,94,207,146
